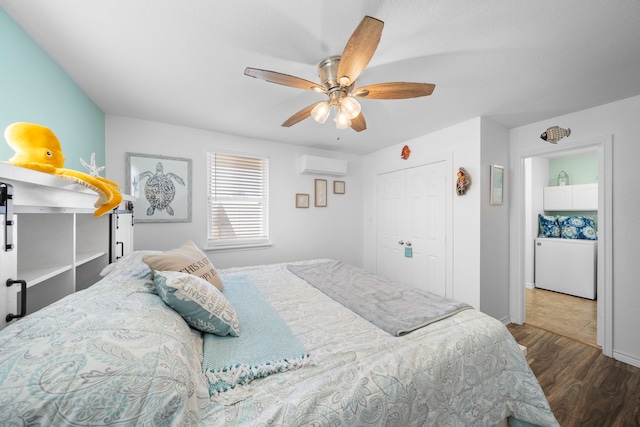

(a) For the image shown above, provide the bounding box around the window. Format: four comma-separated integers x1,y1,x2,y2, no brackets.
206,152,269,249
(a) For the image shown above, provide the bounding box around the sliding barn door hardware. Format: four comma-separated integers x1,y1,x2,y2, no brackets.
6,278,27,322
1,183,14,251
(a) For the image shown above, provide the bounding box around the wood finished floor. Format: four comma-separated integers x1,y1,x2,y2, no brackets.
525,287,598,347
508,323,640,427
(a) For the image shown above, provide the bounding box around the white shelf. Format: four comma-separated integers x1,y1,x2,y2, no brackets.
19,264,73,288
76,250,107,267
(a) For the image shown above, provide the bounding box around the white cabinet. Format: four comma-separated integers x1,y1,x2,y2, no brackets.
543,183,598,211
1,164,134,330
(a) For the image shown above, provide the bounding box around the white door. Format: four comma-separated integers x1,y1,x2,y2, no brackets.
376,169,405,283
376,161,447,296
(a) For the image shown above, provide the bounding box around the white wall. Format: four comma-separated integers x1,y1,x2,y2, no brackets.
362,117,510,318
524,157,549,287
479,118,510,322
105,115,364,269
363,118,484,309
510,94,640,368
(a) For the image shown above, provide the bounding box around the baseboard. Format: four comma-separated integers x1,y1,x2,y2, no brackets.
498,315,511,325
613,349,640,369
525,283,535,289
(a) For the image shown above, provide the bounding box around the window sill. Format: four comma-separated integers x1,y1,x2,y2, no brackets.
205,242,272,253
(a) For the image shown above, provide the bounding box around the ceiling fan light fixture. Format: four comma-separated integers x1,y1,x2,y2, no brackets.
311,101,331,124
245,16,435,133
339,76,351,87
334,109,352,129
340,96,361,120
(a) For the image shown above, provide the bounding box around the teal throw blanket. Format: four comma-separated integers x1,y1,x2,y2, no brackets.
202,275,309,396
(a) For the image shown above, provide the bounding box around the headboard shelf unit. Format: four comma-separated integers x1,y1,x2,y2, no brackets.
0,163,134,330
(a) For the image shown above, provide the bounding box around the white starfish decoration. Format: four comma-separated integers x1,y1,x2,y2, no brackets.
80,152,106,177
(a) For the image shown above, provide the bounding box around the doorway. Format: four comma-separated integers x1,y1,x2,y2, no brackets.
523,149,599,347
510,134,612,356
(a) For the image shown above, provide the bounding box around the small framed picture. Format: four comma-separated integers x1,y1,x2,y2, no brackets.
295,193,309,208
490,165,504,205
315,179,327,207
333,180,345,194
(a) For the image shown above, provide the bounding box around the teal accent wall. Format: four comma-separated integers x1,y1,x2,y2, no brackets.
0,7,105,173
548,151,598,186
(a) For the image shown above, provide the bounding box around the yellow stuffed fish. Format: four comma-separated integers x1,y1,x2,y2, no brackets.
4,122,122,216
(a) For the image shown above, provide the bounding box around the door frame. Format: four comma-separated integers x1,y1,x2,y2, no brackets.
375,152,453,299
509,134,613,356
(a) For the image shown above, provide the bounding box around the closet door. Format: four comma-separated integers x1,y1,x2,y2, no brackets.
409,162,446,296
376,161,447,296
376,169,406,284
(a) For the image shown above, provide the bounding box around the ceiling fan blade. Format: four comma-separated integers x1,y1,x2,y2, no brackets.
350,112,366,132
281,102,324,127
337,16,384,87
353,82,436,99
245,68,325,92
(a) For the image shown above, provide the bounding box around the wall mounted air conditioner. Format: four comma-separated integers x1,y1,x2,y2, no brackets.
299,155,348,176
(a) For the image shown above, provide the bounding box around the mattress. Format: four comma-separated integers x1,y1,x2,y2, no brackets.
0,253,559,426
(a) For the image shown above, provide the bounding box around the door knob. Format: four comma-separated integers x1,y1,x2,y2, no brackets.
406,241,412,247
398,240,404,245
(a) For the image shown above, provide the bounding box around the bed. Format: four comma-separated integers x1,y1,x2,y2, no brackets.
0,251,559,426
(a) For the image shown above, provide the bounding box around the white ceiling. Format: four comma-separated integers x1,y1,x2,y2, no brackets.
2,0,640,155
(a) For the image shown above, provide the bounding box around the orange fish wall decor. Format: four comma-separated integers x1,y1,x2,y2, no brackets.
401,145,411,160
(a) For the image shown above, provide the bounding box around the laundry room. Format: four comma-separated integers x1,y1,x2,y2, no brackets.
523,148,599,346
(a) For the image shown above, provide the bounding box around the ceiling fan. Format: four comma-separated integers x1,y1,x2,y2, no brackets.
244,16,436,132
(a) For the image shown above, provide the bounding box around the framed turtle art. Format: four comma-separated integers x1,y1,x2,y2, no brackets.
127,153,192,222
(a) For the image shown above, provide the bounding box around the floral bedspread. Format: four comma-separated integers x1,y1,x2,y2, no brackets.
202,260,559,426
0,254,558,426
0,251,210,426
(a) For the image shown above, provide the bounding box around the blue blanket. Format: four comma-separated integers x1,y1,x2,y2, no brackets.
202,275,309,396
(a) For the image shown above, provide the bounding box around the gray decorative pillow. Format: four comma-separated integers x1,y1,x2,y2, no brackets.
154,270,240,336
142,240,223,291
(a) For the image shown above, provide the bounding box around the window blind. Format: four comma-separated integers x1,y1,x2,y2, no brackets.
207,152,269,246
